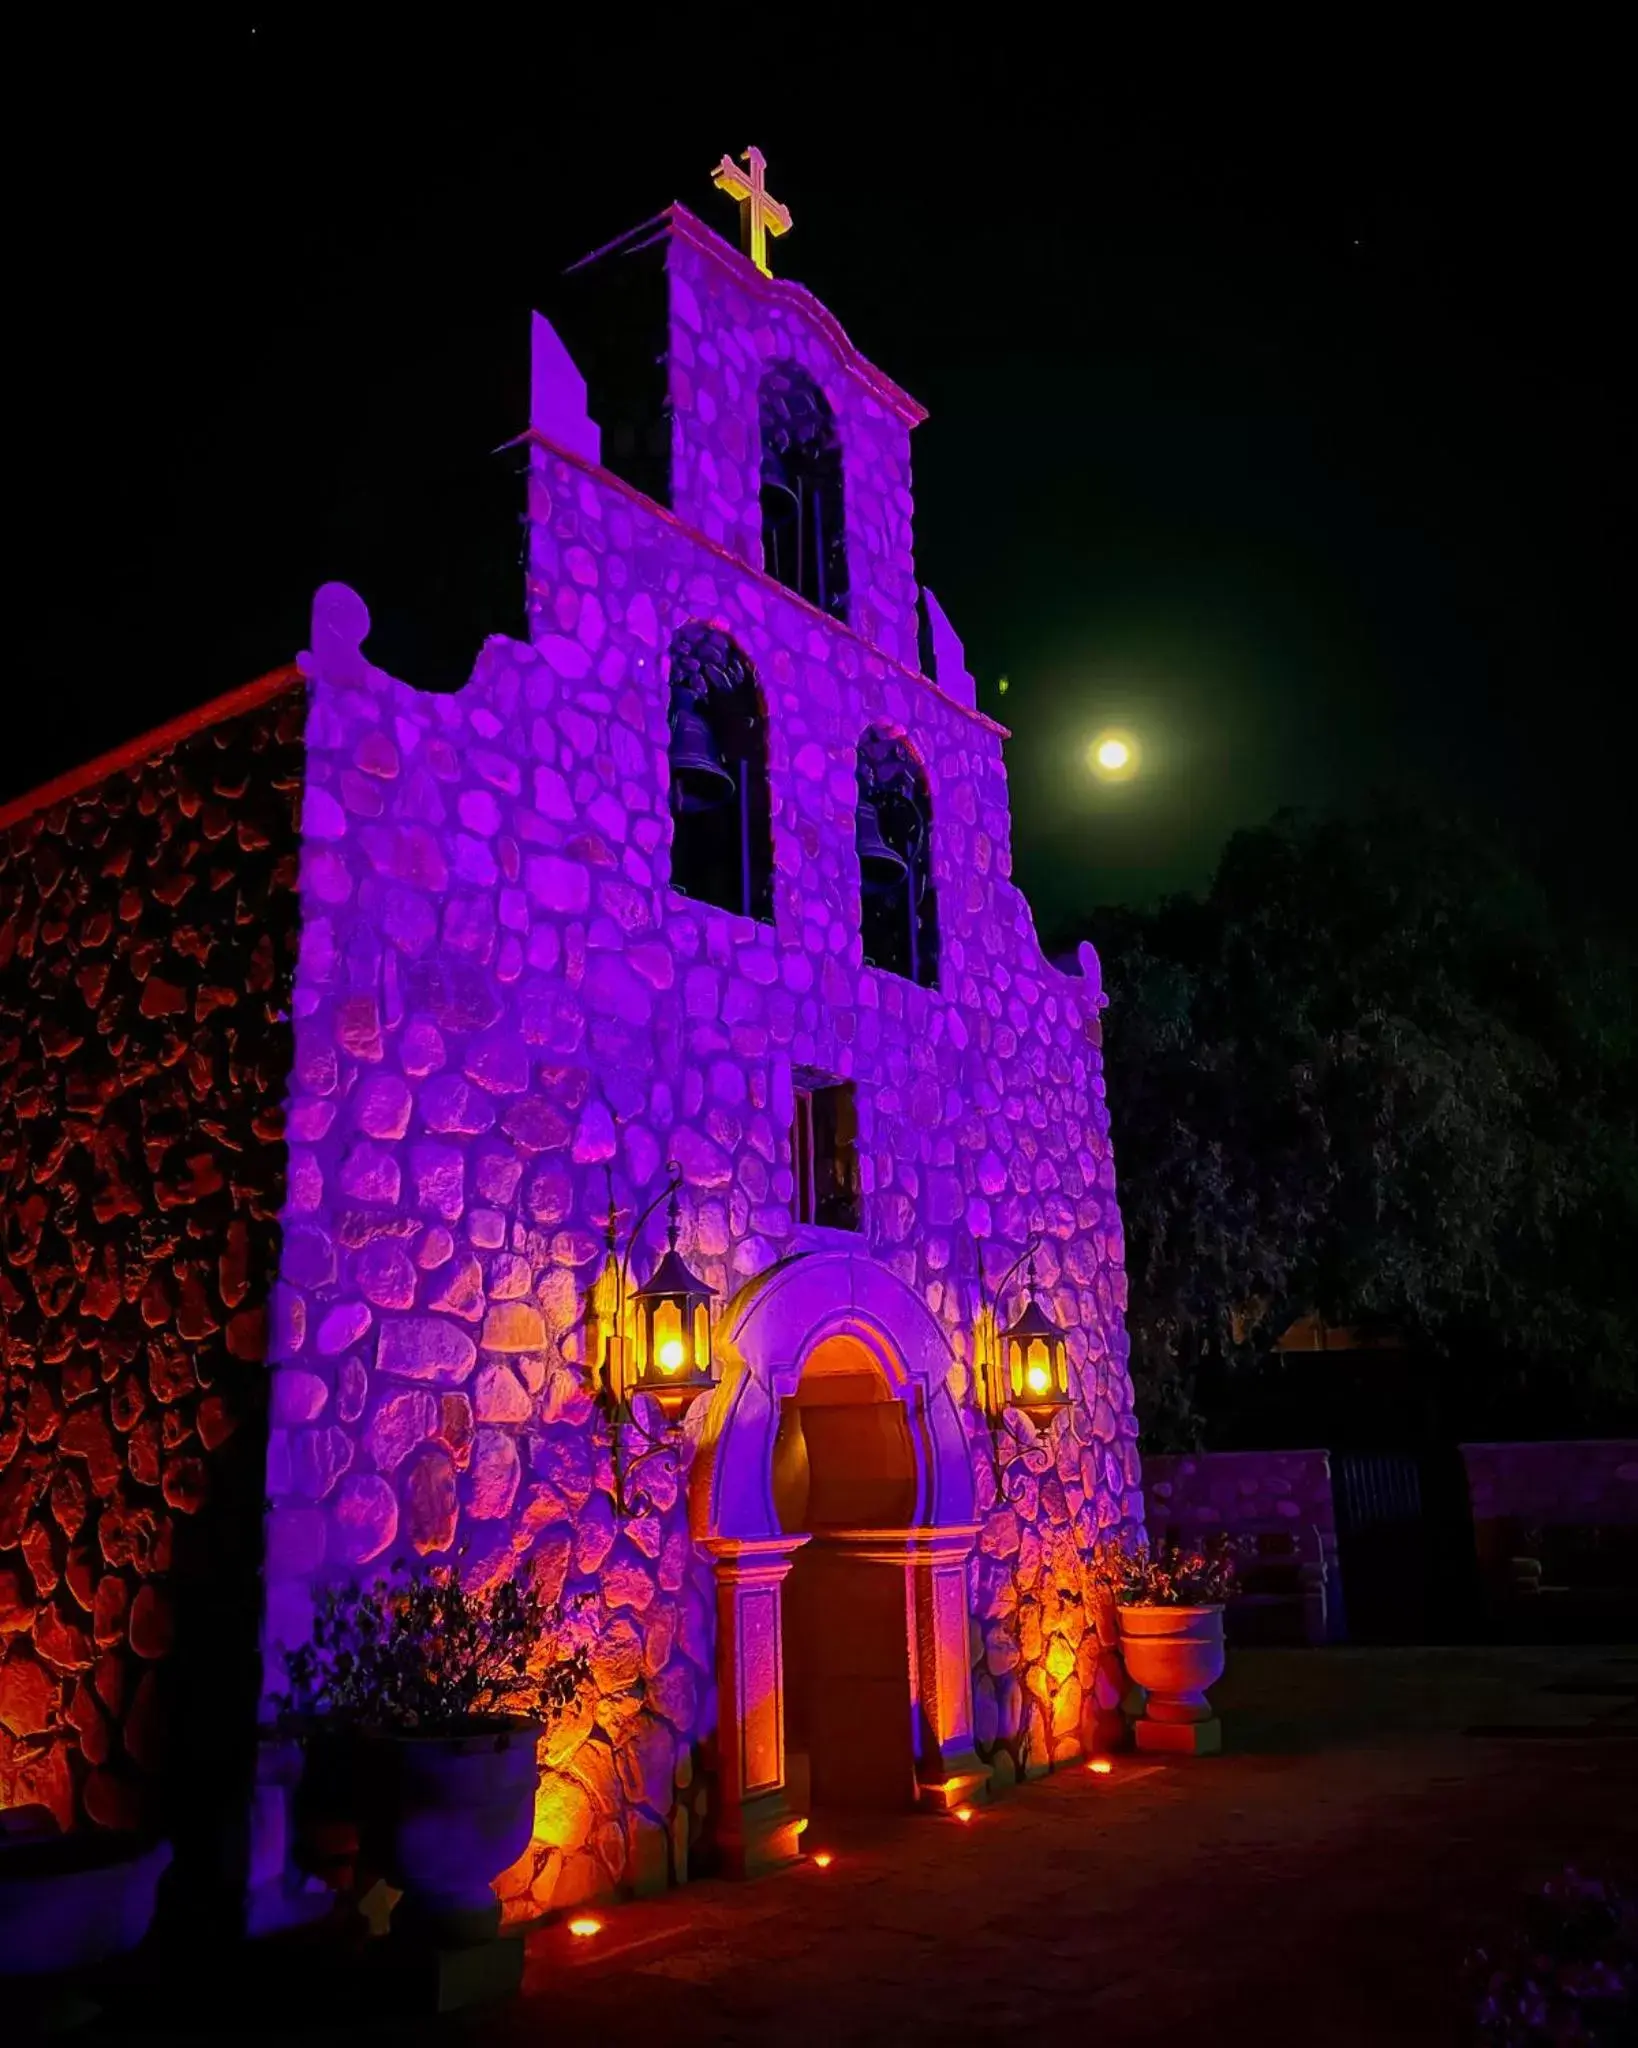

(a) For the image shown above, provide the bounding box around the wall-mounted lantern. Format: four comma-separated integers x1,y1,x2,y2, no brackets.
627,1184,718,1419
998,1280,1072,1418
976,1236,1074,1433
596,1163,719,1515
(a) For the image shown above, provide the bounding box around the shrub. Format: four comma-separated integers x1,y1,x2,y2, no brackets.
278,1565,591,1735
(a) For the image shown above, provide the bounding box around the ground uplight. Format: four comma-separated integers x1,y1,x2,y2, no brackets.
811,1851,834,1868
568,1916,603,1938
954,1805,975,1822
1089,1759,1113,1776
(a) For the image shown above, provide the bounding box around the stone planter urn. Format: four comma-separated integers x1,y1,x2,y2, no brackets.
0,1814,171,2027
355,1719,542,1950
1118,1603,1226,1755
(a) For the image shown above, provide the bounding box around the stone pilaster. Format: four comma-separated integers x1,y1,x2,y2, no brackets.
702,1534,809,1878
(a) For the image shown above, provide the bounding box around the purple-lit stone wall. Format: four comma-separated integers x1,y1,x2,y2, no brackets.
1143,1450,1339,1550
1461,1441,1638,1528
1144,1449,1341,1644
263,217,1139,1921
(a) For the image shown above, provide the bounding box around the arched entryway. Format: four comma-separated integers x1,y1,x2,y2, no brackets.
690,1252,988,1877
777,1334,919,1816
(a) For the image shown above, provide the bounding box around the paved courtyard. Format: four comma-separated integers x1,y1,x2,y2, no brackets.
89,1645,1638,2046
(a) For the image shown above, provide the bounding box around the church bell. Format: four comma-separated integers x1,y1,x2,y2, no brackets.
670,698,737,813
856,799,909,893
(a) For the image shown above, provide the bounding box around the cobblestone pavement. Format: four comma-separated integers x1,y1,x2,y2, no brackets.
84,1646,1638,2047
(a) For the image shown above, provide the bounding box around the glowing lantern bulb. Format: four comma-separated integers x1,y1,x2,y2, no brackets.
1025,1361,1051,1395
1096,738,1128,771
568,1916,602,1938
657,1336,686,1374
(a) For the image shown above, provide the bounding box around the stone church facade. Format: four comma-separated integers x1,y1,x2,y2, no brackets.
1,192,1141,1922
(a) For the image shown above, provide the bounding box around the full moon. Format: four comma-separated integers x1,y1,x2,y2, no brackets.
1088,729,1140,780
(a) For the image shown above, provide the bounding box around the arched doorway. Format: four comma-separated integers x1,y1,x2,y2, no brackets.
775,1335,920,1816
690,1252,988,1876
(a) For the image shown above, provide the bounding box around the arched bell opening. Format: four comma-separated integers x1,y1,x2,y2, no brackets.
758,362,848,624
666,624,773,923
857,728,938,989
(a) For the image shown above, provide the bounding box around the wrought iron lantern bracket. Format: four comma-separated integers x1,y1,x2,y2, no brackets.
595,1162,718,1519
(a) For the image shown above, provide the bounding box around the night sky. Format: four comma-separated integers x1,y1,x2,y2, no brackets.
13,23,1632,940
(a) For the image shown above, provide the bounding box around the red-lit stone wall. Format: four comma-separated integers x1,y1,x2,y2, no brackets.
0,691,303,1835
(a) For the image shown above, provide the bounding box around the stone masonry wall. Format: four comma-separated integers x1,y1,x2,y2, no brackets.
264,219,1140,1925
1144,1449,1341,1642
1460,1441,1638,1529
1,692,302,1838
1144,1449,1339,1548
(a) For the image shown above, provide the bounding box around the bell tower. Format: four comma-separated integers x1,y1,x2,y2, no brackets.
530,156,927,673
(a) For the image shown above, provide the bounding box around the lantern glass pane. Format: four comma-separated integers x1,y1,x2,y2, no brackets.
693,1302,710,1370
653,1299,685,1377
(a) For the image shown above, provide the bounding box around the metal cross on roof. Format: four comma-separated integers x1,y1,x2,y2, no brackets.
710,146,792,278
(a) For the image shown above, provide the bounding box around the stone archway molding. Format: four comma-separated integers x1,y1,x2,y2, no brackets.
690,1247,976,1543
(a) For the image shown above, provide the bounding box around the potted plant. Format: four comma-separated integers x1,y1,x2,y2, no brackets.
279,1566,590,1947
1089,1535,1241,1754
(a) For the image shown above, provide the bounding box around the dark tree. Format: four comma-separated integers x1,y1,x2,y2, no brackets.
1087,803,1638,1446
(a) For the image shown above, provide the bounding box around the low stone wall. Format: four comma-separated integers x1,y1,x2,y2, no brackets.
1144,1448,1337,1543
1460,1441,1638,1528
1143,1449,1340,1644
